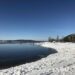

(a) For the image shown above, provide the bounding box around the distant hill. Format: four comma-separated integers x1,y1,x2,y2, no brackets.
0,40,45,44
63,33,75,42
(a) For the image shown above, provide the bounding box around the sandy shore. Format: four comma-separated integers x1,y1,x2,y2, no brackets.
0,42,75,75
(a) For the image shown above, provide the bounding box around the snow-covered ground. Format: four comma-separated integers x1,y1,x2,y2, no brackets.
0,42,75,75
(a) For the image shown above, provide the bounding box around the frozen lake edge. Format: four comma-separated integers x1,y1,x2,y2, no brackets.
0,42,75,75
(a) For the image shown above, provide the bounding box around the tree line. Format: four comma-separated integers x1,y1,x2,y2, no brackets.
48,34,75,42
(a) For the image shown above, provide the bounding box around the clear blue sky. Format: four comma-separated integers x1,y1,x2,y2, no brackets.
0,0,75,40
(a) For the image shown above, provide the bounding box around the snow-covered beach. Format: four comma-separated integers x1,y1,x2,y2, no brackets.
0,42,75,75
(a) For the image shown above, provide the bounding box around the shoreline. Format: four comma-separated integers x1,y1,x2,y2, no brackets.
0,42,75,75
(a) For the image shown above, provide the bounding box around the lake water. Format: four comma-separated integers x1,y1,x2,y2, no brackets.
0,44,57,69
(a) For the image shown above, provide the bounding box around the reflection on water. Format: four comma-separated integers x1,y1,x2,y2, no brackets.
0,44,57,69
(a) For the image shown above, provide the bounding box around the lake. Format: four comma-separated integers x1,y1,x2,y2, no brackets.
0,44,57,69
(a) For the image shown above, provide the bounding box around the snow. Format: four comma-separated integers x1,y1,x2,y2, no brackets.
0,42,75,75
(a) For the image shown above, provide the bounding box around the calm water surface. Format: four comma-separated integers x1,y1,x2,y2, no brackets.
0,44,57,69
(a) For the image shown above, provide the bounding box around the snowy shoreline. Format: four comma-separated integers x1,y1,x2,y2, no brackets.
0,42,75,75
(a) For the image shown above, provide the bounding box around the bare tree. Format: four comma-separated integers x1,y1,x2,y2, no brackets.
56,35,59,42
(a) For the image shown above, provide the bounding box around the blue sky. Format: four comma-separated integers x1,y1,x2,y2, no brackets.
0,0,75,40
